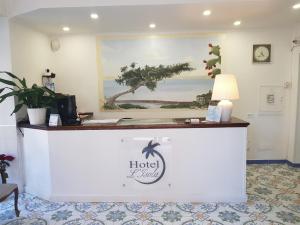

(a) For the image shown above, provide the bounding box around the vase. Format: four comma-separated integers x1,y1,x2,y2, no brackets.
27,108,47,125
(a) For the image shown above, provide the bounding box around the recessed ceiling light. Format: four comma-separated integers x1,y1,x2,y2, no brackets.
90,13,99,19
203,10,211,16
62,26,70,32
233,20,241,26
149,23,156,29
293,3,300,9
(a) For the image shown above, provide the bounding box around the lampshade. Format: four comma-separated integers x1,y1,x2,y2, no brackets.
211,74,240,100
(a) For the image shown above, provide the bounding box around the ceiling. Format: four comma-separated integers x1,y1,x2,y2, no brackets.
12,0,300,35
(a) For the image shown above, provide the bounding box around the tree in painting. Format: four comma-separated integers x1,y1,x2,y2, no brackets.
104,62,194,109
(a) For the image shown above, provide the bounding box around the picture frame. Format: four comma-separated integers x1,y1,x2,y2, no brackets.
206,105,222,122
97,34,220,111
253,44,271,63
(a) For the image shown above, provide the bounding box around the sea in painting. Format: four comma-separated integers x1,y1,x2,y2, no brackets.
104,79,213,109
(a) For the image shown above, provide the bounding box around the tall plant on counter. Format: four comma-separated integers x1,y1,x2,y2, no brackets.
0,71,56,125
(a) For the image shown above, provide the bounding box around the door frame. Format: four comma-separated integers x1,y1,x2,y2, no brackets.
288,47,300,163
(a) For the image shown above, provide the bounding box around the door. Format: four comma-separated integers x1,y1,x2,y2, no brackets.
288,48,300,163
294,53,300,163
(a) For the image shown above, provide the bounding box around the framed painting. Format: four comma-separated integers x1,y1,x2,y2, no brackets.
97,34,220,111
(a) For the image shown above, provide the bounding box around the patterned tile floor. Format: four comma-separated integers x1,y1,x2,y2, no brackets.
0,164,300,225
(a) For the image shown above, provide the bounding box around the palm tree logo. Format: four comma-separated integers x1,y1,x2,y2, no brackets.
136,140,166,185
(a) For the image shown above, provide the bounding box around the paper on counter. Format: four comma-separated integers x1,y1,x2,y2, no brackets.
82,119,120,124
190,118,200,124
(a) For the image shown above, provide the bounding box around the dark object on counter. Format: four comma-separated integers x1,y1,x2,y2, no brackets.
56,95,80,125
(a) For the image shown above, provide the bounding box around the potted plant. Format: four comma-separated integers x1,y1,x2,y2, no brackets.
0,71,56,125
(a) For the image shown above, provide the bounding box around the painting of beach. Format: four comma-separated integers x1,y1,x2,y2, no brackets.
98,35,219,110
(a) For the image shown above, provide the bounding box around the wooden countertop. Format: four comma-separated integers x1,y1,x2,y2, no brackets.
18,117,249,131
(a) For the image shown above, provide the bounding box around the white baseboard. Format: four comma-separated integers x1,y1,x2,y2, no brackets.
49,194,248,203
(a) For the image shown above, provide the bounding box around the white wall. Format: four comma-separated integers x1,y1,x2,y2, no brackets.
10,21,54,87
52,29,293,160
293,24,300,39
53,35,100,115
8,21,296,160
221,29,292,160
0,17,20,186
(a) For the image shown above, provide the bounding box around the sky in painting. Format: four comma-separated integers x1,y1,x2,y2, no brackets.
100,35,220,80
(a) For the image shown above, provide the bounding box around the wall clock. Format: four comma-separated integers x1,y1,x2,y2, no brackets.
253,44,271,63
50,39,60,52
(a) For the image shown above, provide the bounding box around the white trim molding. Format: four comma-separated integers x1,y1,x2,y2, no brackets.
287,47,300,163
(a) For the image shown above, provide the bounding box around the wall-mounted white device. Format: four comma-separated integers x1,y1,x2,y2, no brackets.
42,69,56,92
291,38,300,51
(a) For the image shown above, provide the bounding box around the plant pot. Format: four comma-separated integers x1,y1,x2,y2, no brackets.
27,108,47,125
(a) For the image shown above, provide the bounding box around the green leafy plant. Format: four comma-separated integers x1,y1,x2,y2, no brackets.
0,71,56,115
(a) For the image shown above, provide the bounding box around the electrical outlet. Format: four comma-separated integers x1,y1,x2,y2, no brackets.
284,81,292,89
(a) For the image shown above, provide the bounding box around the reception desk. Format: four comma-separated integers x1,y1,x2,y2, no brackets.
20,118,249,202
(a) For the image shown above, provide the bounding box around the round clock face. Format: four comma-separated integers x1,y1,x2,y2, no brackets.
254,46,270,62
50,39,60,52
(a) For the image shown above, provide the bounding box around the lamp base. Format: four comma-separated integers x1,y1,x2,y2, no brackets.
218,100,233,122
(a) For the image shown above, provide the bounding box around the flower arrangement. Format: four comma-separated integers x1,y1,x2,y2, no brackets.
203,43,221,78
0,154,15,184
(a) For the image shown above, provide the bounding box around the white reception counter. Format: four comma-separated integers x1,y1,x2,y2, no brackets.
20,118,249,202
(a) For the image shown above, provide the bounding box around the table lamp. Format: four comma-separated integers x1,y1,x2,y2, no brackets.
211,74,239,122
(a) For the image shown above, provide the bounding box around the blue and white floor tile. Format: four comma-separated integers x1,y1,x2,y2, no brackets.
1,164,300,224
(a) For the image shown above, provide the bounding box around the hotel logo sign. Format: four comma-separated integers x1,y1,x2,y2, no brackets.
127,140,166,184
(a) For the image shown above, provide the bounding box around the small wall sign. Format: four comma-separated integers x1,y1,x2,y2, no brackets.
49,114,62,126
127,140,166,185
120,137,171,189
206,105,222,122
259,85,283,112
